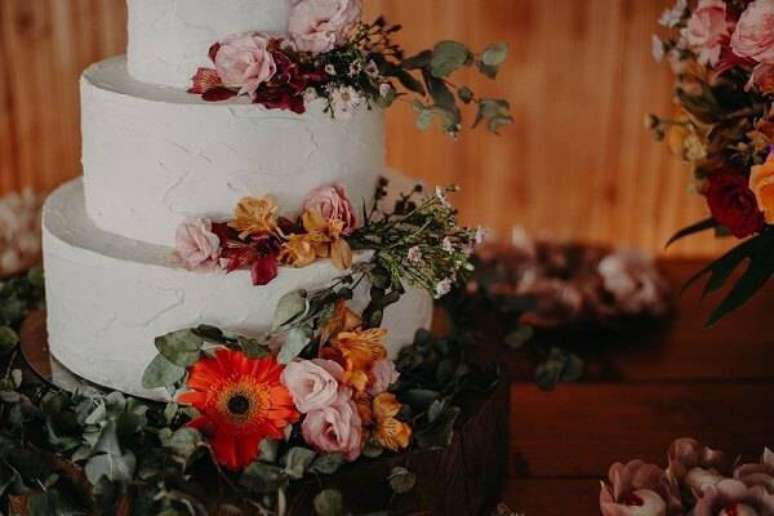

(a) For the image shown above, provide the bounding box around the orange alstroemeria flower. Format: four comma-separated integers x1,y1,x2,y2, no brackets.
750,153,774,224
229,196,279,239
301,210,353,270
372,393,411,451
320,300,362,344
321,327,388,393
177,349,299,471
278,234,318,267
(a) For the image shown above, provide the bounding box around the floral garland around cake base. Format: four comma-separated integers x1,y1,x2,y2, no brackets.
650,0,774,325
0,270,498,515
189,0,513,137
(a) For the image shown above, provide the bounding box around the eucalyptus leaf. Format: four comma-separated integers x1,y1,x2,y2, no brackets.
85,451,136,485
388,467,417,494
277,327,310,365
415,405,460,449
238,336,269,359
458,86,474,104
309,453,345,475
430,41,471,78
314,489,344,516
141,354,186,390
0,326,19,355
259,439,280,464
239,462,288,494
505,326,534,350
481,42,510,67
272,290,309,331
162,428,202,461
401,49,432,70
282,447,317,480
707,246,774,326
155,329,203,368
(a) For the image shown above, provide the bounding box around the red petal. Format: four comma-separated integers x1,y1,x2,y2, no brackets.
189,68,222,94
251,255,278,286
221,245,258,273
203,87,238,102
211,222,239,245
208,42,222,63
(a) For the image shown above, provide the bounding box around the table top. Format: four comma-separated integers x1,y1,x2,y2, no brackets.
500,259,774,515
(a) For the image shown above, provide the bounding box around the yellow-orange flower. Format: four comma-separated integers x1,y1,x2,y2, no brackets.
372,392,401,420
375,417,412,451
278,234,317,267
353,391,374,427
321,327,388,392
229,196,278,238
301,210,353,270
320,300,362,344
750,154,774,224
177,349,299,470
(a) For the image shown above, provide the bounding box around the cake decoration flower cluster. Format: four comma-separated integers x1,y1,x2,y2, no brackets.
189,0,513,136
173,179,480,304
600,437,774,516
650,0,774,324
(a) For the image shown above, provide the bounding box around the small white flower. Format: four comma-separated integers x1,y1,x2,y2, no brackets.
365,60,380,78
379,83,394,98
303,87,319,104
325,64,337,76
348,59,363,77
652,34,665,63
442,237,454,253
331,86,363,119
435,186,451,208
407,246,423,264
659,0,687,28
434,278,453,299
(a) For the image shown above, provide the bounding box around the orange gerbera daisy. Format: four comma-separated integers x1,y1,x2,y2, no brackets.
177,348,299,470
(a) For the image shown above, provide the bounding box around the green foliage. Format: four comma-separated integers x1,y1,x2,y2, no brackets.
534,348,585,391
314,489,344,516
388,467,416,494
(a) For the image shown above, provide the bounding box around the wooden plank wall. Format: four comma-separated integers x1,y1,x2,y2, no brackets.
0,0,732,257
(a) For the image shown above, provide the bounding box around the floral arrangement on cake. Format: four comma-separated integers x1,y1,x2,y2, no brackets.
189,0,513,136
0,269,498,514
600,437,774,515
173,179,482,300
649,0,774,324
0,190,41,279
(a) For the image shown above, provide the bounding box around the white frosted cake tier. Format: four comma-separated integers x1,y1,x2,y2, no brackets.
82,57,385,246
43,179,434,400
128,0,290,88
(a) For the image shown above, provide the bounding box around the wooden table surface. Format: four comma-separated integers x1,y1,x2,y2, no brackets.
499,259,774,516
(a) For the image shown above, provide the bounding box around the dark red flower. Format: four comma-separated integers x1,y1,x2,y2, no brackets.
251,48,328,114
706,171,765,238
251,254,278,285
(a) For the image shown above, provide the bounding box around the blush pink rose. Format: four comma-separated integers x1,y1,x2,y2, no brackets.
302,183,357,235
681,0,733,67
731,0,774,64
368,359,400,396
214,32,277,97
599,460,683,516
281,359,344,413
692,478,774,516
288,0,362,54
174,218,221,270
301,388,363,461
748,62,774,92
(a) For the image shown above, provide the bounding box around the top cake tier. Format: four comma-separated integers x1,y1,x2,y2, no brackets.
128,0,291,88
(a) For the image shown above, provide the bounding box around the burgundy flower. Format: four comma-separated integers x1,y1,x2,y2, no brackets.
251,48,328,114
251,254,278,286
706,171,765,238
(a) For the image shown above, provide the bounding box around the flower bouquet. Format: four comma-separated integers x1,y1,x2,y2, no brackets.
600,437,774,515
650,0,774,324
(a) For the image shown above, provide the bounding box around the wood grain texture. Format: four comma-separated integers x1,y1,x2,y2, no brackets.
0,0,735,256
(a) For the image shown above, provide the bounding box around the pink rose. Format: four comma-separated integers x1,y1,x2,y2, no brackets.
599,460,683,516
288,0,362,54
301,388,363,461
281,359,343,413
214,32,277,97
174,218,221,270
681,0,733,67
749,62,774,92
731,0,774,64
368,359,399,396
735,449,774,494
302,183,357,235
693,479,774,516
668,438,731,484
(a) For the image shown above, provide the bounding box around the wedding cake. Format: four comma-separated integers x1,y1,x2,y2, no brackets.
41,0,434,399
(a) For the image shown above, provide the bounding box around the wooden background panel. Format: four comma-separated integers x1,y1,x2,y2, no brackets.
0,0,733,257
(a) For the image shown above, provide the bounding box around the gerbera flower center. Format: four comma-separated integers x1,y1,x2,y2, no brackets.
228,394,251,416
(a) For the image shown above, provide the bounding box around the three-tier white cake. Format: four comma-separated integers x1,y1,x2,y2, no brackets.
42,0,433,399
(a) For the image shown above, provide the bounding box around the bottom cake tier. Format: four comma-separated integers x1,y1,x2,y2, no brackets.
42,179,434,399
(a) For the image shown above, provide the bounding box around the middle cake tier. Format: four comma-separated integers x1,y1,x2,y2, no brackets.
82,56,385,246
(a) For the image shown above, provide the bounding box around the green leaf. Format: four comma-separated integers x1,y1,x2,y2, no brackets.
0,326,19,355
282,447,317,480
388,467,417,494
707,247,774,326
240,462,288,494
309,453,345,475
666,218,717,248
481,42,510,67
401,49,432,70
272,290,309,331
474,98,513,133
277,327,310,365
402,389,440,411
259,438,280,464
141,354,186,390
505,326,534,350
682,235,761,295
458,86,474,104
155,329,203,367
161,428,202,461
314,489,344,516
430,41,472,78
238,336,269,359
85,451,136,485
415,405,460,449
394,69,426,95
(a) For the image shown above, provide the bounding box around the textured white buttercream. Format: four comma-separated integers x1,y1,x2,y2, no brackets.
127,0,291,88
81,57,385,246
43,179,434,400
